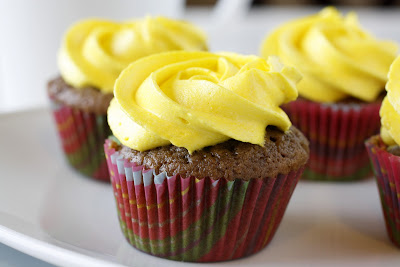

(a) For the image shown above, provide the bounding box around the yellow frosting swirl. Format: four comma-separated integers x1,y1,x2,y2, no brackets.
381,56,400,146
261,7,397,103
58,17,207,93
108,51,302,153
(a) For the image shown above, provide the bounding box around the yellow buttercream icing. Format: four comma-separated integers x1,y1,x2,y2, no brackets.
261,7,397,103
108,51,302,153
381,56,400,146
58,17,207,93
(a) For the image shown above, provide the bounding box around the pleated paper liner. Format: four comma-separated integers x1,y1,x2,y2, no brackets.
104,138,305,262
50,100,111,182
283,99,381,181
365,135,400,248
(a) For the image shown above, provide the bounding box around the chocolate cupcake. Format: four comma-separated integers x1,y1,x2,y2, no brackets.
261,7,398,181
104,51,309,261
48,17,208,181
366,56,400,248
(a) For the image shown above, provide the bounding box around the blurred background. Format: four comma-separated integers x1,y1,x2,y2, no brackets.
0,0,399,113
189,0,400,5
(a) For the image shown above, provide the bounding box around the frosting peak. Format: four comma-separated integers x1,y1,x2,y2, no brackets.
58,17,207,93
261,7,398,103
108,51,302,153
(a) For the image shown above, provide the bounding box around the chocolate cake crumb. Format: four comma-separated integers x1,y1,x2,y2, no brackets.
387,145,400,156
47,76,113,115
117,126,309,180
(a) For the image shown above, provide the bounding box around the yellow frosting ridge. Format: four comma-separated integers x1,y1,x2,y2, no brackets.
108,51,302,153
58,17,207,93
381,56,400,146
261,7,397,103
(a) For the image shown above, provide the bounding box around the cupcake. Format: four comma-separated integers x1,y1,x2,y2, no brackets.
260,7,398,181
48,17,207,181
104,51,309,261
365,56,400,248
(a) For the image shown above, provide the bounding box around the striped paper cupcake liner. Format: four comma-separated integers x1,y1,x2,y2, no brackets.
283,99,381,181
50,100,111,182
365,135,400,248
104,138,304,262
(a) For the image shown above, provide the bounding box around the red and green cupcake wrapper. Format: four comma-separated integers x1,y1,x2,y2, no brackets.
104,138,304,262
283,99,381,181
365,135,400,248
50,100,111,182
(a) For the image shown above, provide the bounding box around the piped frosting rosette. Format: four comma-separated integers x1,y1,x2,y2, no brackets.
261,7,397,102
58,17,208,93
108,51,302,153
380,56,400,147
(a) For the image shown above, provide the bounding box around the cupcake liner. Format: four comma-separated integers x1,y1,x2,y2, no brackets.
50,100,111,181
365,135,400,247
283,99,381,181
104,138,304,262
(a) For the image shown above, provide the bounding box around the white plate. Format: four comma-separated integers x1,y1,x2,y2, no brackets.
0,108,399,267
